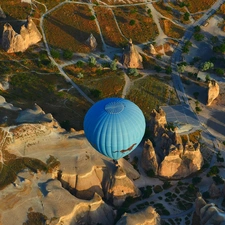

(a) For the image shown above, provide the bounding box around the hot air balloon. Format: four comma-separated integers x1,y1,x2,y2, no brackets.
83,98,146,160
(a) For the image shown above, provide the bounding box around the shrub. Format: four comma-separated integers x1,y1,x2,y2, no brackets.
183,12,190,21
146,169,155,177
154,65,162,72
153,185,163,193
213,175,224,185
90,89,101,98
195,106,202,112
165,66,172,74
192,176,202,185
76,60,85,68
129,20,135,26
193,92,199,99
63,49,73,60
194,33,204,41
207,166,219,177
50,49,60,59
163,181,172,189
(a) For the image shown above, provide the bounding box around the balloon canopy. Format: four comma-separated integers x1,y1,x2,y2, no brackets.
83,98,146,160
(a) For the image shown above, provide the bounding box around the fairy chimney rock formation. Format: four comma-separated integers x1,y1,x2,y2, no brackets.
123,39,143,69
2,17,42,53
208,183,221,199
0,6,6,19
149,108,167,137
150,44,157,55
158,141,203,178
116,206,161,225
207,80,219,106
141,139,158,175
107,165,141,206
195,192,207,216
85,33,97,50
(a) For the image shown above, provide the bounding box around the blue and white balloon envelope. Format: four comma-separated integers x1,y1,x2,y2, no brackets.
84,98,146,160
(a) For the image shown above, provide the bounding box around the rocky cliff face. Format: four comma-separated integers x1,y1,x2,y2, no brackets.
2,17,42,53
207,80,220,106
116,206,161,225
123,39,143,69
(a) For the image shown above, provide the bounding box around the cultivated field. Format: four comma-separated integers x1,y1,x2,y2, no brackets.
185,0,217,13
64,63,125,100
94,7,127,47
126,75,179,119
159,19,185,39
43,3,101,53
113,6,159,44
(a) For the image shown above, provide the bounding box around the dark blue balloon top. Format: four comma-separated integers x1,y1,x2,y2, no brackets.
84,98,146,160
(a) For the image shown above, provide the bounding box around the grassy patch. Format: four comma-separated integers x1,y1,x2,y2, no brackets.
94,7,126,47
113,6,159,44
44,4,101,53
1,1,31,20
184,0,217,13
126,75,179,119
64,64,125,101
159,19,185,39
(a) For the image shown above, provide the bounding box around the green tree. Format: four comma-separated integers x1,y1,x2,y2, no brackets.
177,64,186,73
194,33,204,41
215,68,224,75
128,68,139,76
183,12,190,21
205,74,210,82
77,72,84,78
154,65,162,72
194,25,201,32
89,56,97,66
63,49,73,60
165,66,172,74
76,60,84,68
201,61,214,71
50,49,60,59
110,60,117,71
129,20,135,25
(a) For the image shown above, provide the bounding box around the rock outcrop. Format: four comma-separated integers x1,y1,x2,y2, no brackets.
116,206,161,225
0,95,21,111
158,142,203,178
0,6,6,19
207,80,220,106
106,165,141,207
15,104,53,124
208,183,221,199
0,173,115,225
2,16,42,53
150,44,157,55
195,193,207,216
123,39,143,69
194,194,225,225
149,108,167,137
142,108,204,179
141,139,158,174
85,33,97,50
